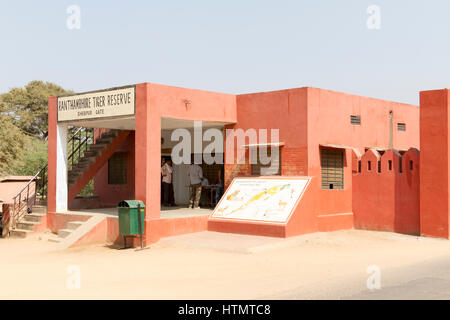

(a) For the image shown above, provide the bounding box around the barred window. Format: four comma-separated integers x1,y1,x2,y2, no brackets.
251,147,281,176
321,148,344,190
398,123,406,131
108,153,128,185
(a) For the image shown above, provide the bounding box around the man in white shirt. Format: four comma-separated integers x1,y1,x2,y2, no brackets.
188,162,203,209
161,159,175,206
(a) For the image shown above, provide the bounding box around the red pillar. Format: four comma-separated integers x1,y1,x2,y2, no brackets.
420,89,450,238
134,83,161,219
47,96,58,214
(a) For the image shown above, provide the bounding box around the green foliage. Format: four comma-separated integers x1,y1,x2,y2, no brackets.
0,114,29,175
11,139,48,176
0,81,72,139
0,81,71,176
79,179,95,196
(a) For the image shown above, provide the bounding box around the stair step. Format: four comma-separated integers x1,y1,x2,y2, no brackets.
68,171,83,178
35,199,47,206
10,229,32,238
67,221,84,230
100,131,118,139
16,221,39,231
31,205,47,214
95,137,113,144
68,177,80,184
24,213,45,223
89,144,107,151
57,229,73,238
48,237,62,243
83,151,100,158
78,157,96,164
70,164,89,173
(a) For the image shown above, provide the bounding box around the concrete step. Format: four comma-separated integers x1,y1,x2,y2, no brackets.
100,132,118,139
35,199,47,206
89,144,107,151
10,228,32,238
69,168,87,176
67,221,84,230
57,229,73,238
16,221,39,231
31,205,47,214
83,150,100,158
48,236,62,243
24,213,45,223
78,156,96,164
95,137,113,145
68,171,83,178
52,215,106,250
68,175,80,182
71,163,89,171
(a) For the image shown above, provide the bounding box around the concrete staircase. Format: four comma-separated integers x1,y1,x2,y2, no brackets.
46,215,106,249
67,129,131,203
10,205,47,238
68,129,120,185
48,220,85,243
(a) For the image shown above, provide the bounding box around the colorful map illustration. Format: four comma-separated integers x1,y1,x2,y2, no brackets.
211,178,311,223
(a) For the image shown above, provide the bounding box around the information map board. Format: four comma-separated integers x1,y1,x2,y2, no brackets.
210,177,311,224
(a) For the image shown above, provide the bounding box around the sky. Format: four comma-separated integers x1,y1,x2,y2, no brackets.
0,0,449,105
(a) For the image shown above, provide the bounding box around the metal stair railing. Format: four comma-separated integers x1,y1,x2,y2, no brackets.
9,127,107,231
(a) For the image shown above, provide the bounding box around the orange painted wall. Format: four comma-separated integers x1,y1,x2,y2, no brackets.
307,87,419,218
219,87,419,236
225,88,309,186
420,89,450,239
353,148,420,235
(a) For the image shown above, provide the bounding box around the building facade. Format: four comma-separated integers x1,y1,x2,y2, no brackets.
46,83,444,247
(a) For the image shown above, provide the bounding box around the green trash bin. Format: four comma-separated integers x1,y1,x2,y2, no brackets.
118,200,145,236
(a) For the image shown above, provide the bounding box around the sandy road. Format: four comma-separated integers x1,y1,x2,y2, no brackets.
1,230,450,299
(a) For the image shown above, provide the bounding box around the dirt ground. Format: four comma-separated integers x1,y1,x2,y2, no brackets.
1,229,450,300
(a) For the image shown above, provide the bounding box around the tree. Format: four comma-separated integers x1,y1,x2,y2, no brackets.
10,138,47,176
0,81,72,139
0,114,28,175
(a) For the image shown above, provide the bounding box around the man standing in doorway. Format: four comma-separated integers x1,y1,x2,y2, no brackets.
188,158,203,209
161,159,175,207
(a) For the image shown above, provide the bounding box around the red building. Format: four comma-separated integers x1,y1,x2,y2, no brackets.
38,83,449,247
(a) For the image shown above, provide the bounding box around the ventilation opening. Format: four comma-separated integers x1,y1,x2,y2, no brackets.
368,161,372,171
410,160,413,171
351,115,361,125
389,160,392,171
398,123,406,131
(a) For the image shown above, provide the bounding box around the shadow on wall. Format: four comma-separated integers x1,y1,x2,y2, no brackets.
352,148,420,235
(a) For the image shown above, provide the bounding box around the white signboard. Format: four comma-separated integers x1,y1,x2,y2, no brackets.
57,86,135,122
210,177,311,223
